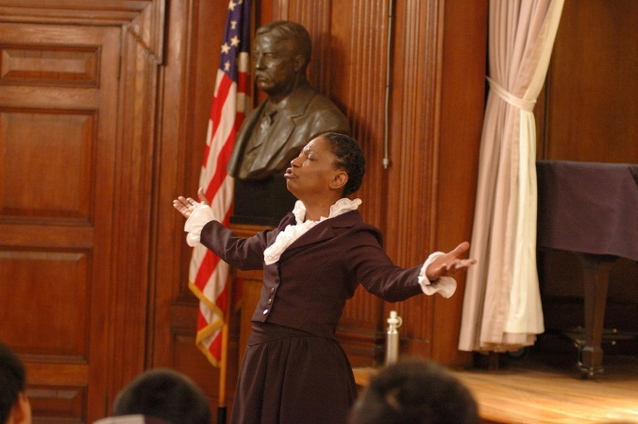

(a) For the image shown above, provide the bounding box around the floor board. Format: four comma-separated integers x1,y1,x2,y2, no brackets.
450,353,638,423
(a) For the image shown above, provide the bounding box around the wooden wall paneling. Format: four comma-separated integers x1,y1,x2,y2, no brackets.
150,0,196,370
331,0,389,230
0,21,121,424
270,0,287,22
380,0,442,360
147,0,188,372
328,0,391,366
0,1,166,422
285,0,332,95
432,0,487,365
0,1,153,25
150,0,242,418
542,0,638,163
103,2,165,411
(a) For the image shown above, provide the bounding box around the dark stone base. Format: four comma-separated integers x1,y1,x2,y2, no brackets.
231,176,297,227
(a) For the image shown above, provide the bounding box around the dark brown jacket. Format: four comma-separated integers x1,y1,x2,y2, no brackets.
201,209,423,339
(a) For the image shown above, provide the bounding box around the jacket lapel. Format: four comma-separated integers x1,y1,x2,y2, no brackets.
227,102,266,175
278,211,361,260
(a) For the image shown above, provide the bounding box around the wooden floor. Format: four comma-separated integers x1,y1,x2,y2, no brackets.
450,353,638,424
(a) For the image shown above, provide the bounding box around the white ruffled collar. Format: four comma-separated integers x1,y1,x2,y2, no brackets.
264,198,362,265
292,197,362,224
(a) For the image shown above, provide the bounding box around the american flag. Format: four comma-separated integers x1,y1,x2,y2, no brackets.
188,0,251,366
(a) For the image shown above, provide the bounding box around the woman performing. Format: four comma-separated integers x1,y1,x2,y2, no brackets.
173,132,476,424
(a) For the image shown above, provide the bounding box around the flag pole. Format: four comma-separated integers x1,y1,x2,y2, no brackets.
217,273,233,424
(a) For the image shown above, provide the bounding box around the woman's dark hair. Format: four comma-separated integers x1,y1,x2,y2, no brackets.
0,341,26,424
113,368,211,424
322,132,366,197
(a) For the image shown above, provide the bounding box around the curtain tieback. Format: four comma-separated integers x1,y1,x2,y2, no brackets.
487,76,536,112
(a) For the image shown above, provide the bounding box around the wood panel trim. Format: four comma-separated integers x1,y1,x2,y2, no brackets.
376,0,444,352
0,224,93,248
285,0,331,94
272,0,289,20
0,0,169,413
0,0,165,63
430,0,486,365
147,0,195,371
332,1,390,343
26,362,89,386
104,21,163,403
0,44,100,87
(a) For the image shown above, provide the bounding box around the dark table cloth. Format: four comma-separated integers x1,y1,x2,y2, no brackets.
536,160,638,262
536,160,638,377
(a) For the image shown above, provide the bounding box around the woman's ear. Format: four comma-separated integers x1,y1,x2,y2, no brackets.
330,170,348,192
8,393,32,424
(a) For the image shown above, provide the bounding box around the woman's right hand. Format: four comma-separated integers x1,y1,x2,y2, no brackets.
172,187,210,219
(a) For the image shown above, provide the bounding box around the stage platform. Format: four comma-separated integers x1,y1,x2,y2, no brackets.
453,352,638,424
355,353,638,423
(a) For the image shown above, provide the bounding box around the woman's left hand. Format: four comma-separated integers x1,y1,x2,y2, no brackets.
426,241,477,281
172,187,210,219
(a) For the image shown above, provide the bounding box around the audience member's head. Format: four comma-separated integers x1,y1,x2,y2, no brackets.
0,342,31,424
349,357,480,424
110,368,210,424
93,416,169,424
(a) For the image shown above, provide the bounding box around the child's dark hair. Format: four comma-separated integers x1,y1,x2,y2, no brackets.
113,368,211,424
0,341,27,424
350,358,480,424
322,132,366,197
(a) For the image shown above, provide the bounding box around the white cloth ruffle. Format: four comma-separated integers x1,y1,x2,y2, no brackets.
263,198,362,265
183,203,214,247
418,252,457,298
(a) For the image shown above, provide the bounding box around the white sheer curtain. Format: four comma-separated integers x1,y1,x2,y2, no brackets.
458,0,565,352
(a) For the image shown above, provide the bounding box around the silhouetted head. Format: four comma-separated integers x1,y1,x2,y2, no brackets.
350,358,480,424
113,368,210,424
0,341,30,424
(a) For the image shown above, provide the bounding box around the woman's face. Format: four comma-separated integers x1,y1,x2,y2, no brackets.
284,136,342,199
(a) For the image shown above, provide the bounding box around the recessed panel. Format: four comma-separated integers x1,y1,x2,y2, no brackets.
546,0,638,162
0,109,95,220
173,334,220,396
28,385,87,424
0,250,90,360
0,44,99,87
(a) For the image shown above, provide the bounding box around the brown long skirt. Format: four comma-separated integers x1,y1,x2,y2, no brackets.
230,322,357,424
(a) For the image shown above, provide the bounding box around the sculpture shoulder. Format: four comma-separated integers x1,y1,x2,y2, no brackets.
303,93,351,135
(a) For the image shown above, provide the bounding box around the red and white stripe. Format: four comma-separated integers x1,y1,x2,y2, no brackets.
188,50,250,365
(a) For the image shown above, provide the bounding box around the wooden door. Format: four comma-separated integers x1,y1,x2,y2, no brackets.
0,23,120,423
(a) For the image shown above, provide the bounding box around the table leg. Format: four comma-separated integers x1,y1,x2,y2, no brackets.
575,253,616,378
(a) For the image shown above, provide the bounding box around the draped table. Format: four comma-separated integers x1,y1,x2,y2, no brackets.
536,160,638,378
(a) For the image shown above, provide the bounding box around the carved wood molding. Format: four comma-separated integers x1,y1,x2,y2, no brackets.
0,0,165,63
107,15,164,397
377,0,443,352
0,0,167,398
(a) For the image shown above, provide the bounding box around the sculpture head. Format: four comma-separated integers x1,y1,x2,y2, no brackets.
252,21,312,101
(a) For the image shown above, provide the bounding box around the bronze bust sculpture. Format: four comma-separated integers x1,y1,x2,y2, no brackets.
228,20,350,226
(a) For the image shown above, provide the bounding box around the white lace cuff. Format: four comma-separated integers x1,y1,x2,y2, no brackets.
184,203,215,247
418,252,457,298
